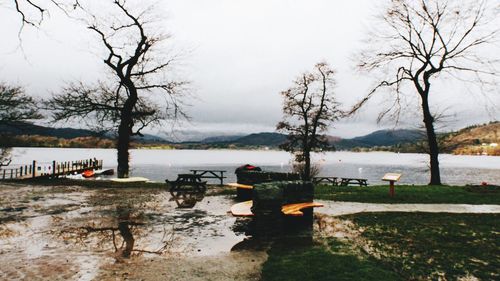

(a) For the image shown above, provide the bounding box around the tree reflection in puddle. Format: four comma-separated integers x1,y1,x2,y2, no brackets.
59,206,175,261
230,211,315,252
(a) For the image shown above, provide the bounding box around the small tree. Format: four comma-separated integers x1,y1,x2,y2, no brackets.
353,0,499,185
277,62,342,181
47,0,187,178
0,83,41,167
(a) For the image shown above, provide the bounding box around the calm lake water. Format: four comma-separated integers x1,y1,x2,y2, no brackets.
8,147,500,185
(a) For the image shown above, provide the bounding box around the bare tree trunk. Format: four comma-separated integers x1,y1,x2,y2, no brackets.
116,121,130,178
116,84,137,178
421,94,442,185
303,149,311,181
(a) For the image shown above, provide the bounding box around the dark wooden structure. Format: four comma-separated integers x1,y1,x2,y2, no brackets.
313,177,338,185
340,177,368,186
190,169,226,185
0,158,103,180
166,174,207,193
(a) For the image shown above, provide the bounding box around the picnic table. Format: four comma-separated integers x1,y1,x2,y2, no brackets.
166,174,207,193
340,177,368,186
313,177,338,185
190,169,227,185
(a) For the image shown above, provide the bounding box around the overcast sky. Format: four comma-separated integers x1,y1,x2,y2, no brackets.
1,0,498,141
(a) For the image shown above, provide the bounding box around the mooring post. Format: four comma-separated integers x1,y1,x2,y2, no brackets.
32,161,36,178
52,161,56,179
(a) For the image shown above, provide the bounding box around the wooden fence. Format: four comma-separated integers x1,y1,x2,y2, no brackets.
0,158,103,180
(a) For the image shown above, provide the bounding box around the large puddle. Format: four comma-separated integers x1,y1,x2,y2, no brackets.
0,184,254,280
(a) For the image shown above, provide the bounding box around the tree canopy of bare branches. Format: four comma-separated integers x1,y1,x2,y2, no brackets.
0,83,42,167
354,0,499,185
277,62,343,181
47,0,188,178
8,0,80,30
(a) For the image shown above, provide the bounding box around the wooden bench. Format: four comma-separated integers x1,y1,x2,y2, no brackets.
190,169,227,185
230,200,324,217
313,177,338,185
166,174,207,193
340,177,368,186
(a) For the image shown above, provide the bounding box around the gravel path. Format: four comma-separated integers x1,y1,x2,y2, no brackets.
317,201,500,216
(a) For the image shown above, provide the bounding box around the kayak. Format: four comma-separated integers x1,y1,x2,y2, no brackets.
82,170,95,178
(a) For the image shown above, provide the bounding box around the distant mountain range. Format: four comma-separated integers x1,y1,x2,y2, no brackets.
183,130,423,150
1,121,498,155
0,121,164,144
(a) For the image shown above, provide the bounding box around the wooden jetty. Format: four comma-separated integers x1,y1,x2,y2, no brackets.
0,158,103,180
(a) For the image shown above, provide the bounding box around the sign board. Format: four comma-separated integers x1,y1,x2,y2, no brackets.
382,173,402,182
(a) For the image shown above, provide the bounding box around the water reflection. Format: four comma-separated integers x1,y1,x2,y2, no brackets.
169,189,206,208
60,206,173,260
230,211,315,252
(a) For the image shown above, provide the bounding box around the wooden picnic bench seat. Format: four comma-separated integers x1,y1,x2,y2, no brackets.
190,169,227,185
166,174,207,192
340,177,368,186
230,200,324,217
313,177,338,185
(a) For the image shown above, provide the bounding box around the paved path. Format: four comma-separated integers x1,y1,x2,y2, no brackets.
317,201,500,216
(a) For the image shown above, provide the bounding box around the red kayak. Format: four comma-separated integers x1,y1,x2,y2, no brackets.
82,170,95,178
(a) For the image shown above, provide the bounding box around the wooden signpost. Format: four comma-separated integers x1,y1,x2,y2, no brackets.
382,173,402,197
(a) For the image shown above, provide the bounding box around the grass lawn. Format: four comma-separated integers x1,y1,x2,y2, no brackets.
315,184,500,204
262,213,499,281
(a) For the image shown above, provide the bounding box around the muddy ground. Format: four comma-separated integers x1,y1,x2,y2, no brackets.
0,183,268,281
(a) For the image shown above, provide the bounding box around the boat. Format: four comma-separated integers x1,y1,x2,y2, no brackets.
82,170,95,178
94,169,114,176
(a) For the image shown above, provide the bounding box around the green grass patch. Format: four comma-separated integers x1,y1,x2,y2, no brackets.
348,212,500,280
262,213,499,280
262,239,400,281
315,184,500,204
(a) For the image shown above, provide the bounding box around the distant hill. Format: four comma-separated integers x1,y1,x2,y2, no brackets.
232,132,287,146
441,121,499,155
0,121,102,139
0,121,167,146
201,135,244,143
334,129,424,150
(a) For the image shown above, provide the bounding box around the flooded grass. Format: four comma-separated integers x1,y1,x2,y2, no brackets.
0,182,258,280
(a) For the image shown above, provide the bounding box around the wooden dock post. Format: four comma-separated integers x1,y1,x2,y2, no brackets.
52,161,56,179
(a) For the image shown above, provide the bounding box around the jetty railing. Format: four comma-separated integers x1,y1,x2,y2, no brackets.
0,158,103,180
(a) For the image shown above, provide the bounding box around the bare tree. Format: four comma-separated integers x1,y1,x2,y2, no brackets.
353,0,499,185
47,0,188,178
277,62,343,181
9,0,80,29
0,83,42,167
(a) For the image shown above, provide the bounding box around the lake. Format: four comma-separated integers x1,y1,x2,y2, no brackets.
8,147,500,185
